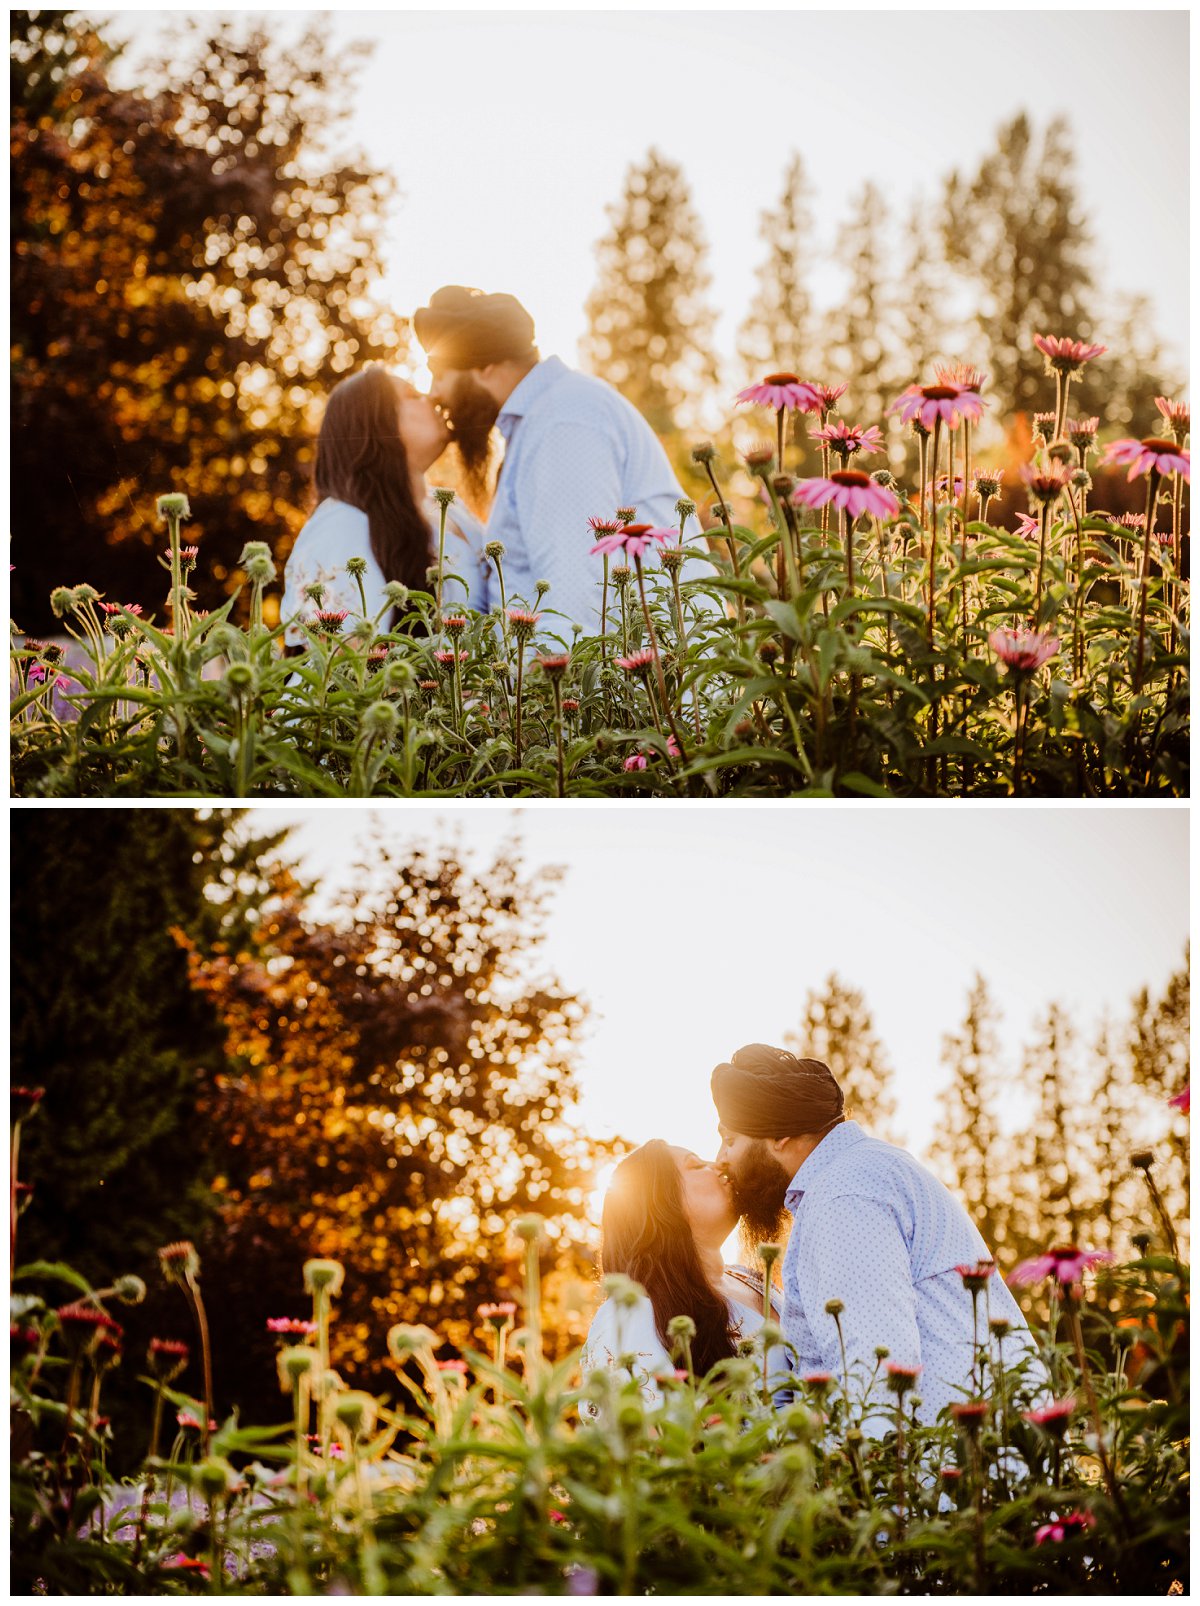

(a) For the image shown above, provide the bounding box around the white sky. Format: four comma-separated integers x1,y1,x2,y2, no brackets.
243,803,1190,1170
101,6,1190,396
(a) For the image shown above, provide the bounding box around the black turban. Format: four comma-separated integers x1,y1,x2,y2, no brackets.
413,285,537,371
711,1044,845,1139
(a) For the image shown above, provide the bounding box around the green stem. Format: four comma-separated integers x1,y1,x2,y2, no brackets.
1133,470,1161,693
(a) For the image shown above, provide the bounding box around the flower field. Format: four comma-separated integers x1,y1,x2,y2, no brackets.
10,1155,1190,1596
9,348,1189,797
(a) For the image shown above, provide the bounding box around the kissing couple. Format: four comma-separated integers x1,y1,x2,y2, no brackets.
282,284,702,645
583,1044,1039,1433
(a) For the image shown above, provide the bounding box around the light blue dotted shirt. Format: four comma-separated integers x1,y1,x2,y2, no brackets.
780,1121,1039,1434
482,356,703,641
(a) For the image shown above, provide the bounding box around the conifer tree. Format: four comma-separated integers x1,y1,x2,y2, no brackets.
738,152,818,389
825,181,893,432
941,114,1097,421
1019,1002,1083,1245
928,975,1007,1257
784,973,899,1142
581,147,720,434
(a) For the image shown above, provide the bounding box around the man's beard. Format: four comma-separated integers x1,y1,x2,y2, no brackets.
441,374,499,507
726,1141,792,1254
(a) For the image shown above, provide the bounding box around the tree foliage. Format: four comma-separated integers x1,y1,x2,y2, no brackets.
183,834,615,1420
581,147,719,435
10,11,403,632
784,972,900,1143
738,153,818,389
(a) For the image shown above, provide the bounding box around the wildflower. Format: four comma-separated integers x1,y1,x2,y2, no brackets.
1032,411,1058,442
507,608,539,642
810,420,885,458
240,541,276,584
484,539,506,560
623,753,647,772
675,496,696,519
924,474,966,504
1023,1396,1076,1433
801,1372,833,1395
98,601,143,618
158,1241,200,1284
616,648,657,676
691,442,716,466
266,1317,318,1337
313,609,350,634
434,649,469,666
442,615,468,636
886,1362,921,1395
303,582,325,605
537,653,570,680
955,1261,996,1293
1034,1511,1096,1546
950,1400,989,1431
615,505,638,524
303,1258,345,1297
387,1323,439,1358
149,1337,190,1379
742,442,776,474
1101,436,1190,482
659,546,686,575
934,363,987,393
435,1358,469,1375
1154,396,1190,441
383,581,409,608
824,1298,844,1317
1019,461,1072,503
50,586,78,617
431,486,456,508
534,579,551,602
736,373,818,412
561,697,580,714
587,517,623,540
890,382,984,430
11,1325,40,1360
478,1301,517,1325
802,381,848,415
1008,1245,1115,1287
1169,1086,1189,1113
939,1466,964,1483
589,522,671,562
1066,417,1099,451
1033,334,1107,375
1117,512,1147,532
989,628,1060,674
602,1273,646,1310
57,1302,122,1342
972,469,1003,499
988,1317,1011,1338
156,493,191,520
162,1557,211,1579
514,1213,546,1244
792,471,899,522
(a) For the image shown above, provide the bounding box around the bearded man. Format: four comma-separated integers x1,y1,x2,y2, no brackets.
413,285,701,635
713,1043,1040,1432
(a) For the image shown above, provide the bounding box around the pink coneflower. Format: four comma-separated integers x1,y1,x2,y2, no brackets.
1066,417,1100,451
1154,396,1190,439
950,1400,989,1429
266,1317,318,1337
1169,1086,1189,1114
1023,1396,1076,1431
150,1337,190,1359
1117,512,1147,532
1019,461,1072,502
735,372,818,412
157,1241,200,1282
56,1303,122,1335
924,474,965,505
442,615,468,635
1034,1511,1096,1546
506,607,540,634
989,628,1060,674
955,1262,996,1292
176,1410,217,1432
939,1466,964,1483
1014,513,1040,540
890,382,984,431
1032,412,1058,442
1101,437,1190,482
162,1557,212,1579
587,516,623,538
1034,335,1107,375
623,753,647,772
616,648,657,675
537,653,570,679
792,470,899,522
589,523,672,562
98,601,144,617
436,1359,469,1374
742,442,776,473
434,649,468,666
802,381,848,416
28,664,71,692
885,1362,921,1394
477,1301,517,1321
1009,1246,1115,1287
313,609,350,633
810,420,885,458
801,1372,834,1391
972,468,1003,496
561,697,580,714
934,363,987,393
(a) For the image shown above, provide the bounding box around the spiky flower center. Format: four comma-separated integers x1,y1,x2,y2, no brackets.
922,385,959,401
763,372,799,386
831,470,871,488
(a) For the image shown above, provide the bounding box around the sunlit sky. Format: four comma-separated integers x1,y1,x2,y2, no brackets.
243,804,1190,1174
101,6,1190,398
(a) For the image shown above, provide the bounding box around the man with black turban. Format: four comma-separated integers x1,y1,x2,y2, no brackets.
413,285,701,635
712,1043,1039,1434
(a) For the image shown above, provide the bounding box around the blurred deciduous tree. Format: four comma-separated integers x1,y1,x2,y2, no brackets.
581,148,719,436
183,835,616,1419
825,182,894,441
10,11,404,632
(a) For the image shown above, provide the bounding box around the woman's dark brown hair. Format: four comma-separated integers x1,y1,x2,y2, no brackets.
314,367,433,594
600,1140,738,1377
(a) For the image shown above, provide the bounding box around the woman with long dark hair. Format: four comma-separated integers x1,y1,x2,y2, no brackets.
581,1141,786,1412
282,365,485,641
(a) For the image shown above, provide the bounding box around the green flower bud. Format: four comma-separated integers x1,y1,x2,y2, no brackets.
361,701,399,741
334,1390,378,1437
675,497,696,519
666,1314,696,1341
303,582,326,605
239,542,276,585
50,587,78,618
156,493,191,521
514,1214,546,1246
431,487,456,509
112,1275,146,1306
484,541,506,561
277,1345,317,1392
825,1299,844,1317
194,1457,238,1502
224,662,256,694
602,1273,645,1311
303,1258,345,1298
383,582,409,608
387,1323,439,1360
345,556,368,578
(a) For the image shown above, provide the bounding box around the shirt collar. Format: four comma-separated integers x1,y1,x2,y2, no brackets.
497,354,566,434
784,1119,867,1214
